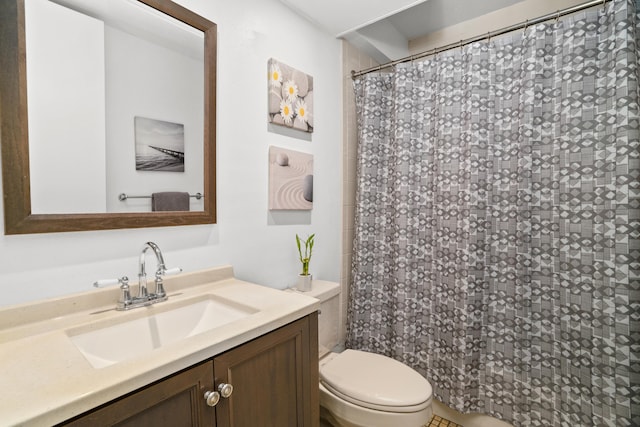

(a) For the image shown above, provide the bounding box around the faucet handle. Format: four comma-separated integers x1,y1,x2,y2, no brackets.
154,267,182,299
116,277,132,308
94,277,128,288
94,277,133,310
162,267,182,276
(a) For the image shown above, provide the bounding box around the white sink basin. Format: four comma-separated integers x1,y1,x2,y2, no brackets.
68,296,258,368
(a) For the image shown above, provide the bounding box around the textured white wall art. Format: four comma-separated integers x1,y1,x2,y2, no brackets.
269,146,313,210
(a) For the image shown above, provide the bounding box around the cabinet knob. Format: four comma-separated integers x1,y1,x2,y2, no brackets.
218,383,233,398
204,390,220,407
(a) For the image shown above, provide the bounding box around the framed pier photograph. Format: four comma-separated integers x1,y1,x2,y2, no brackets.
134,116,185,172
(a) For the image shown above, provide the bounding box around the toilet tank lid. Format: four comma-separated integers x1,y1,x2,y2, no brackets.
320,349,432,408
299,280,340,300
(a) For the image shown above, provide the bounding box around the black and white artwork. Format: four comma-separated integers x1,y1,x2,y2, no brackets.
134,116,185,172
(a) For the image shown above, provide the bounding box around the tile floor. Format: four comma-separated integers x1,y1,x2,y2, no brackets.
321,413,463,427
426,414,464,427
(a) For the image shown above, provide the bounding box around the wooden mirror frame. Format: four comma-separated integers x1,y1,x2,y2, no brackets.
0,0,216,234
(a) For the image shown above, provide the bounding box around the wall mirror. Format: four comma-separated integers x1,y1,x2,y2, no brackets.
0,0,217,234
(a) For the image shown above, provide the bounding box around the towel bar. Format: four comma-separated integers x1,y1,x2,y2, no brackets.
119,192,204,201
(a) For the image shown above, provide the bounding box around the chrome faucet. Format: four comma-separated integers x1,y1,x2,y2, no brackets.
93,241,181,311
138,241,167,300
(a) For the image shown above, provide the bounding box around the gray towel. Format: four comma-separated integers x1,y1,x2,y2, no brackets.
151,192,190,211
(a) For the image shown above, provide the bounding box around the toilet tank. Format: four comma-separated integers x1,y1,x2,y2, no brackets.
294,280,341,356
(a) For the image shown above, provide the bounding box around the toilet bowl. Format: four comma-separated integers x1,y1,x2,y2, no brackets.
319,349,433,427
289,280,433,427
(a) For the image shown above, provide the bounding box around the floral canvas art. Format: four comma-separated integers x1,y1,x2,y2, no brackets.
268,59,313,133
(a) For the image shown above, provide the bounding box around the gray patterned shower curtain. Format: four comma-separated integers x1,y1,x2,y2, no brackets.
346,1,639,426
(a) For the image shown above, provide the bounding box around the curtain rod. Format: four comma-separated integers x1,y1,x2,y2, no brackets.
351,0,610,79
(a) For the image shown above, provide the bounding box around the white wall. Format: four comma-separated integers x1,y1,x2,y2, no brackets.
408,0,587,54
25,0,107,214
0,0,342,307
104,26,204,212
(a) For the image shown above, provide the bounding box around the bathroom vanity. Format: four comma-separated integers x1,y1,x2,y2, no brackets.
0,266,319,426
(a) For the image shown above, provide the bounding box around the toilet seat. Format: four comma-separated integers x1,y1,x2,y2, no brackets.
319,349,432,413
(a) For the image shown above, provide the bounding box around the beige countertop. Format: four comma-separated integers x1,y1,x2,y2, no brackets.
0,265,319,426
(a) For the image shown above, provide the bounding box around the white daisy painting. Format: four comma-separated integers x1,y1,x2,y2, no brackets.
268,58,313,133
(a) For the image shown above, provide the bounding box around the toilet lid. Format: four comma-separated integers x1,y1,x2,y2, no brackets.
320,349,432,412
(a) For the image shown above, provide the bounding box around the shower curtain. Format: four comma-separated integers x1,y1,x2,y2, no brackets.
347,0,639,426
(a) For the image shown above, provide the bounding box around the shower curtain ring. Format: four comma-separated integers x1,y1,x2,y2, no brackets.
555,10,560,23
524,19,528,33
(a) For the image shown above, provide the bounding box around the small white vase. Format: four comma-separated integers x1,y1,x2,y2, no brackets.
297,274,312,292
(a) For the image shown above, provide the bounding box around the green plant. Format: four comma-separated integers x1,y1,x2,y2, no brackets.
296,233,315,276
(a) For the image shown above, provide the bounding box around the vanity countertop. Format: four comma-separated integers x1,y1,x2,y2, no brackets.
0,265,319,426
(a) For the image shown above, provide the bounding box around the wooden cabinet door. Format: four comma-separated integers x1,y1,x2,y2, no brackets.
61,362,216,427
213,313,319,427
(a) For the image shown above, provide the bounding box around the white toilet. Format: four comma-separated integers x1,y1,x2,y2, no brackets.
298,280,433,427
